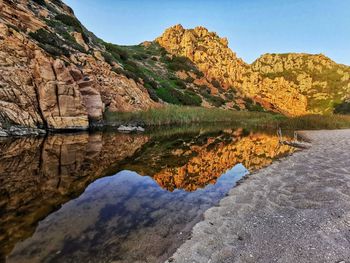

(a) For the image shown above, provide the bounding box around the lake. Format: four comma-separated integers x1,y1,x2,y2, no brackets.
0,126,294,263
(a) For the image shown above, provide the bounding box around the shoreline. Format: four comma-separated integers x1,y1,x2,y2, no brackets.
166,129,350,263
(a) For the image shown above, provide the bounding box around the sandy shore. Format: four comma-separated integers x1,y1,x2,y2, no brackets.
166,130,350,263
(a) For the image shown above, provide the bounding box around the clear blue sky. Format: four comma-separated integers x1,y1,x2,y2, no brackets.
63,0,350,65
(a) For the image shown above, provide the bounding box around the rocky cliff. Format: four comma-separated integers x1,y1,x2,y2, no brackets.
156,25,350,116
252,53,350,114
0,0,157,135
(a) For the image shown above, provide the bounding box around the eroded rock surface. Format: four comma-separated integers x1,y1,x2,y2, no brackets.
156,25,350,116
0,0,157,133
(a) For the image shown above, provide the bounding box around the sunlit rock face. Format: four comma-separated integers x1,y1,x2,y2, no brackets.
0,0,158,133
252,53,350,114
0,128,294,263
156,25,350,116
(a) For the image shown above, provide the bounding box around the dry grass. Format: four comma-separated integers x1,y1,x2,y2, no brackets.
104,105,350,130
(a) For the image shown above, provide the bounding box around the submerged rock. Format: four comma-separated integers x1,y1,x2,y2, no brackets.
117,125,145,132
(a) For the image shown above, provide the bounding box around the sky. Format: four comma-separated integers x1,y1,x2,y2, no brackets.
63,0,350,65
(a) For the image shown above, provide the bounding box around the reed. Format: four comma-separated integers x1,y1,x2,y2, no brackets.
104,105,350,130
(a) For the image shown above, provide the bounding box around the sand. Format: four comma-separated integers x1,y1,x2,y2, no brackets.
166,130,350,263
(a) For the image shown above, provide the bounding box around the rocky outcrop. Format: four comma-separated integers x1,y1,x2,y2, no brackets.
157,25,249,90
0,0,157,134
156,25,349,116
252,53,350,113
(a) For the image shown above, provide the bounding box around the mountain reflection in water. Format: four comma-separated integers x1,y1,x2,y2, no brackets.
0,127,294,263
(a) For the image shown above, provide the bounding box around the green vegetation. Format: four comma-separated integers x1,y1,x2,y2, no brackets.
98,41,212,107
334,102,350,114
29,29,70,56
104,42,129,61
279,114,350,130
199,87,226,107
6,23,21,32
244,97,265,112
33,0,46,6
29,25,85,56
156,87,202,106
255,54,350,113
51,0,64,8
104,105,350,130
55,14,83,33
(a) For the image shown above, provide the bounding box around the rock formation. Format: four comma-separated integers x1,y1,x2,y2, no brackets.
1,1,350,135
0,0,157,134
156,25,350,116
252,53,350,114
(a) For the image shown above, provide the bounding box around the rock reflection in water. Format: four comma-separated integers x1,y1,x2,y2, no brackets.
0,133,149,262
0,128,294,263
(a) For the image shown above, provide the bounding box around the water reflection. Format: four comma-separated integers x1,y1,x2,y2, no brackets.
0,128,294,263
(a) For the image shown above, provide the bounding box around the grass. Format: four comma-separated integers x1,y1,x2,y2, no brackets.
104,105,350,130
279,114,350,130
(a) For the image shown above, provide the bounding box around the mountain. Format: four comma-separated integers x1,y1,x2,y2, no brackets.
1,1,349,135
156,25,350,116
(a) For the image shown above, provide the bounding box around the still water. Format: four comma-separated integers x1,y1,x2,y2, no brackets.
0,126,294,263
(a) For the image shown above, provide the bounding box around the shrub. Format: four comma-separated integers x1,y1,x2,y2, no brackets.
208,95,226,107
102,52,116,65
33,0,46,6
196,70,205,78
183,91,202,106
173,79,187,89
104,43,128,61
144,83,159,102
55,14,83,33
334,102,350,114
159,47,168,56
29,29,70,56
38,43,65,57
6,23,21,32
244,98,265,112
144,79,158,89
156,87,181,105
46,4,59,14
185,76,195,83
82,31,90,44
166,56,194,72
211,79,222,89
112,67,125,75
156,86,202,106
225,92,234,100
132,54,143,60
45,19,84,51
59,31,85,52
52,0,63,7
140,53,149,59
